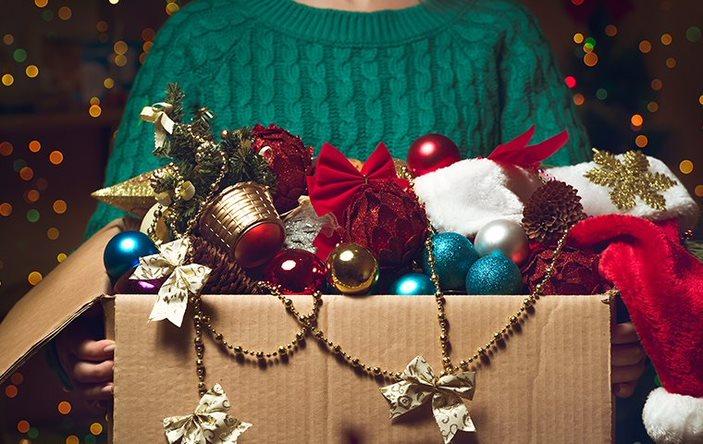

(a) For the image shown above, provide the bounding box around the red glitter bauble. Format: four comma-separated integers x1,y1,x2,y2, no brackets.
407,133,461,176
342,181,427,268
264,248,327,294
252,124,313,212
521,244,609,295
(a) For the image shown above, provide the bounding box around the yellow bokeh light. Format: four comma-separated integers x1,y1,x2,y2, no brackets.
661,33,673,45
143,41,153,52
679,160,694,175
695,185,703,198
166,2,180,15
90,96,100,105
573,93,585,106
47,227,60,240
605,25,617,37
53,199,67,214
89,104,102,118
25,65,39,78
28,271,43,286
58,6,72,20
34,0,48,7
109,0,120,4
113,40,128,55
666,57,677,68
2,74,14,86
635,135,649,148
28,140,41,152
630,114,644,127
573,33,584,44
699,95,703,106
66,436,80,444
647,101,659,112
583,52,598,67
114,54,127,67
639,40,652,53
49,150,64,165
104,77,115,89
90,422,104,435
57,252,68,263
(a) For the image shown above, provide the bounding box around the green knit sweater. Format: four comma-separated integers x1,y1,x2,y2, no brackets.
86,0,591,235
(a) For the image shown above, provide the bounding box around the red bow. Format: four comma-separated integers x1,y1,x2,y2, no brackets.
488,126,569,169
307,142,406,220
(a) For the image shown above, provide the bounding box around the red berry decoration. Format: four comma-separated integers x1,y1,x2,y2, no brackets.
252,124,313,212
342,181,427,268
263,248,327,294
407,133,461,176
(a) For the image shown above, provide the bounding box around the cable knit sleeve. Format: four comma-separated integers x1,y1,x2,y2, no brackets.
84,3,209,237
498,2,592,167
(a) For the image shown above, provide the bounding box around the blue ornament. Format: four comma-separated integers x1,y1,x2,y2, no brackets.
391,273,436,296
103,231,159,281
466,250,523,295
423,232,479,290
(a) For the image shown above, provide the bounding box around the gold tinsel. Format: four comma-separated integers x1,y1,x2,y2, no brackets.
584,149,676,211
91,169,161,216
523,180,586,244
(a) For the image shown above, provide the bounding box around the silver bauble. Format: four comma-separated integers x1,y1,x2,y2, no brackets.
474,219,529,265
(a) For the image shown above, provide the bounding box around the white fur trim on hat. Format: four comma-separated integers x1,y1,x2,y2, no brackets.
643,387,703,444
547,155,700,230
413,158,542,237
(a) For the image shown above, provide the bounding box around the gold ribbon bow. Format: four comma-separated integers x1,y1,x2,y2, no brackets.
380,356,476,444
131,237,211,327
164,384,252,444
141,102,176,149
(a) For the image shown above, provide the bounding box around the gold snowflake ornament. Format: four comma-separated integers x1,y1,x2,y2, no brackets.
584,149,676,211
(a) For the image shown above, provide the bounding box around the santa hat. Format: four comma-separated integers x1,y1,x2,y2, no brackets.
570,215,703,444
413,127,565,236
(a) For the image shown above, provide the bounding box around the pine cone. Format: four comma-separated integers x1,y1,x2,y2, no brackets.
191,236,259,294
522,180,586,244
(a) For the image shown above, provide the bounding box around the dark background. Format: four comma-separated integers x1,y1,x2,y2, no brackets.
0,0,701,442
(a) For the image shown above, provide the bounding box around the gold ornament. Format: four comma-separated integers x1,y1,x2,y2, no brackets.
380,355,476,444
131,237,211,327
584,149,676,211
91,169,160,217
140,204,172,244
198,182,284,269
393,158,410,178
327,242,379,295
177,180,196,201
163,383,251,444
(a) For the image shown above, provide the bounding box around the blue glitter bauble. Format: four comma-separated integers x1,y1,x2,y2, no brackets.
423,232,479,290
103,231,159,281
391,273,436,296
466,250,523,295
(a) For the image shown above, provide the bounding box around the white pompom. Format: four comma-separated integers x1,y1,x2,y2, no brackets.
643,387,703,444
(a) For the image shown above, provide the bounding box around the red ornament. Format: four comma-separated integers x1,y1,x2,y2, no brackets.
342,181,427,267
252,124,312,212
263,248,327,294
407,133,461,176
113,268,165,294
237,222,286,269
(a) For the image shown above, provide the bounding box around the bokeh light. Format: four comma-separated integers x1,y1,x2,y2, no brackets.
13,48,28,63
686,26,702,43
639,40,652,53
3,34,14,45
605,25,617,37
0,203,12,217
647,101,659,112
28,271,43,286
19,166,35,181
90,422,103,435
573,93,585,106
28,140,41,152
104,77,115,89
49,150,64,165
34,0,48,7
651,79,663,91
573,33,584,44
680,160,694,174
58,6,72,20
695,185,703,197
596,88,608,100
583,52,598,67
0,141,13,156
96,20,108,32
26,209,40,222
53,199,68,214
47,227,60,240
5,385,18,398
11,372,24,385
58,401,72,415
57,252,68,263
26,190,40,203
17,420,30,434
660,33,673,45
630,114,644,127
166,2,180,15
565,75,577,89
2,74,14,86
666,57,677,68
635,134,649,148
66,436,80,444
89,104,102,117
114,54,127,67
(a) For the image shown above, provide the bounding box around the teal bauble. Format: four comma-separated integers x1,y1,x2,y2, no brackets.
466,250,523,295
423,232,479,290
103,231,159,281
391,273,436,296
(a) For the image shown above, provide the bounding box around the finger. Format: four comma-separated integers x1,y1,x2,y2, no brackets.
612,360,646,384
612,322,639,345
73,339,115,362
72,360,114,384
612,344,645,366
77,383,114,401
613,382,637,398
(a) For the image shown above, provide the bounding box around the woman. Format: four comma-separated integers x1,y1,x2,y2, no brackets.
62,0,645,429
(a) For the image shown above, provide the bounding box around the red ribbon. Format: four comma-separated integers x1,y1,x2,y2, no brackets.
488,126,569,169
307,142,406,220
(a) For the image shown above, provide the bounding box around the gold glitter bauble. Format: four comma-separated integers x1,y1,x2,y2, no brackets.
327,242,379,295
91,169,160,216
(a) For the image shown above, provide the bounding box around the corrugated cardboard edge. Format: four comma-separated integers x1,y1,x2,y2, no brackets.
0,218,130,385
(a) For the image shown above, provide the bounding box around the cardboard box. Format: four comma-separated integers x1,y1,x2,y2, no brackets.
0,220,614,443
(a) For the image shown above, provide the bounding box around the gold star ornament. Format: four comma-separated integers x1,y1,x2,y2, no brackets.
584,149,676,211
91,169,161,217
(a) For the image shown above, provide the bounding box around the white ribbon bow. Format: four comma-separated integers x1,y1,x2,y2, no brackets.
164,384,252,444
141,102,176,149
380,356,476,444
131,237,211,327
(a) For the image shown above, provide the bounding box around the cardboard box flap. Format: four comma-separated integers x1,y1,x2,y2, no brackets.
0,219,128,384
113,294,613,442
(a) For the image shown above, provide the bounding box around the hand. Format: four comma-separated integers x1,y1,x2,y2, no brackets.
54,309,114,400
611,322,646,398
